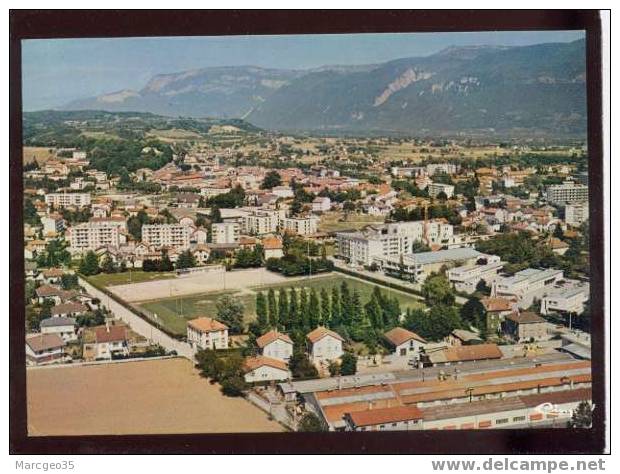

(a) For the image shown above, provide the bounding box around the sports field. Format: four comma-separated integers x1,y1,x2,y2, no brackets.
27,358,283,436
136,272,425,336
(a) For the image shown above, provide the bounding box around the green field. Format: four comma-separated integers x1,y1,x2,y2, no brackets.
136,274,425,336
87,271,176,287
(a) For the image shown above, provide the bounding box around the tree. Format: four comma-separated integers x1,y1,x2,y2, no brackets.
299,288,309,331
328,360,340,377
330,286,341,327
298,412,327,432
176,250,196,269
267,288,278,329
60,273,79,290
210,206,222,224
100,255,117,273
308,288,321,329
320,288,330,327
159,250,174,272
553,224,565,240
411,240,431,253
278,288,290,330
405,304,462,341
569,401,593,428
422,274,456,307
460,297,487,331
289,350,319,379
24,198,41,226
261,170,283,189
37,239,71,268
340,352,358,376
340,281,353,326
289,288,299,329
221,376,247,397
78,251,100,276
216,295,245,334
256,292,268,331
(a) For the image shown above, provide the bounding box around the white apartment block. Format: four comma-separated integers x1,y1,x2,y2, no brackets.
187,317,229,350
426,163,459,176
428,182,455,199
45,192,91,208
68,222,124,254
242,210,281,235
211,222,240,244
447,257,504,294
280,215,319,236
336,221,454,267
491,268,564,309
312,197,332,212
541,281,590,316
141,224,191,250
546,182,589,205
41,215,65,234
565,202,589,227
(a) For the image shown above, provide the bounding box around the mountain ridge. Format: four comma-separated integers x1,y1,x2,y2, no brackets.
60,39,586,137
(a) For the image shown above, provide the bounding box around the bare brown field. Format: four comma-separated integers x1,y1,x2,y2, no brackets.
27,358,284,436
23,146,56,164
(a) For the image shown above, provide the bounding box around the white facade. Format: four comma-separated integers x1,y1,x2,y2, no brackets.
546,182,588,204
565,202,589,227
41,320,77,342
244,364,290,383
212,222,240,244
41,215,65,234
45,192,91,208
447,257,504,294
280,215,319,236
308,335,343,362
187,325,229,350
428,182,455,199
142,224,191,250
262,339,293,361
491,268,564,309
541,281,590,316
68,222,123,253
312,197,332,213
242,210,281,235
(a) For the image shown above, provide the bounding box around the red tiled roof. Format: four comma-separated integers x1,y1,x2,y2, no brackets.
306,326,344,344
383,327,426,346
26,333,65,352
506,312,546,324
481,297,514,312
443,344,503,362
243,355,289,373
256,330,293,348
187,317,228,333
94,325,127,343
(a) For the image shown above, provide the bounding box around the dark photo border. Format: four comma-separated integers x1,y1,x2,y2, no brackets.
9,9,606,454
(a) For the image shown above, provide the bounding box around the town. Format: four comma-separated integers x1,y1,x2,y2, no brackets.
23,113,592,434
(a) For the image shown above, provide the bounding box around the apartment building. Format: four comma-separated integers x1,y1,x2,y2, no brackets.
211,222,240,244
41,214,65,234
428,182,455,199
45,192,91,208
447,256,504,294
565,202,589,227
336,221,450,267
375,248,488,283
312,196,332,213
141,224,191,250
68,222,125,253
426,163,459,176
242,209,281,235
546,181,589,205
280,215,320,236
491,268,564,309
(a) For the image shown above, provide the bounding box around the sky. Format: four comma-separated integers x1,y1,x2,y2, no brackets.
22,30,585,111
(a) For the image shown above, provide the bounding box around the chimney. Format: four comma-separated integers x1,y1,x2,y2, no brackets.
105,320,110,333
368,401,373,410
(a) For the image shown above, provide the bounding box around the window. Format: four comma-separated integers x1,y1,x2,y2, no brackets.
512,416,526,423
495,418,509,425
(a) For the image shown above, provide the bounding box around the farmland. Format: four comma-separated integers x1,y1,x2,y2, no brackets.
136,272,425,336
27,358,283,436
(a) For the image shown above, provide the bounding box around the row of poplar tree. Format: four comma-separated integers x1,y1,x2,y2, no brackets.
254,280,402,348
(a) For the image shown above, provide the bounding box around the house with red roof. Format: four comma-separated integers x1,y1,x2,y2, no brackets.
306,327,344,363
256,330,293,361
187,317,229,350
383,327,427,358
243,356,291,384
